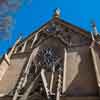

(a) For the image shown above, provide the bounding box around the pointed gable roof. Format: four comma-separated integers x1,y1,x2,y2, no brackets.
17,17,92,47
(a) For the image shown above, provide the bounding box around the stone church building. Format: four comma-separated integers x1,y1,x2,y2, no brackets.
0,9,100,100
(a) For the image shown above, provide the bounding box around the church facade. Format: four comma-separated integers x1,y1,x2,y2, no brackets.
0,9,100,100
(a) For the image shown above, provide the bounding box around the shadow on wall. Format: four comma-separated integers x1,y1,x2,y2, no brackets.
65,45,99,96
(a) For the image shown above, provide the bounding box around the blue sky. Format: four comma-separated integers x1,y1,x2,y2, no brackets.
0,0,100,57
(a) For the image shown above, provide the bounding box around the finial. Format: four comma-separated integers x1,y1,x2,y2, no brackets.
91,21,99,35
54,8,61,18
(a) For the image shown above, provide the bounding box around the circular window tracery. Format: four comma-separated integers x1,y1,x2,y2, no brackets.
37,48,58,68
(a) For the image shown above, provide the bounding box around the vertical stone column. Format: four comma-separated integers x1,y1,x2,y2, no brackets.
56,67,62,100
90,47,100,95
50,65,55,94
31,32,39,48
62,48,67,93
41,68,51,99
